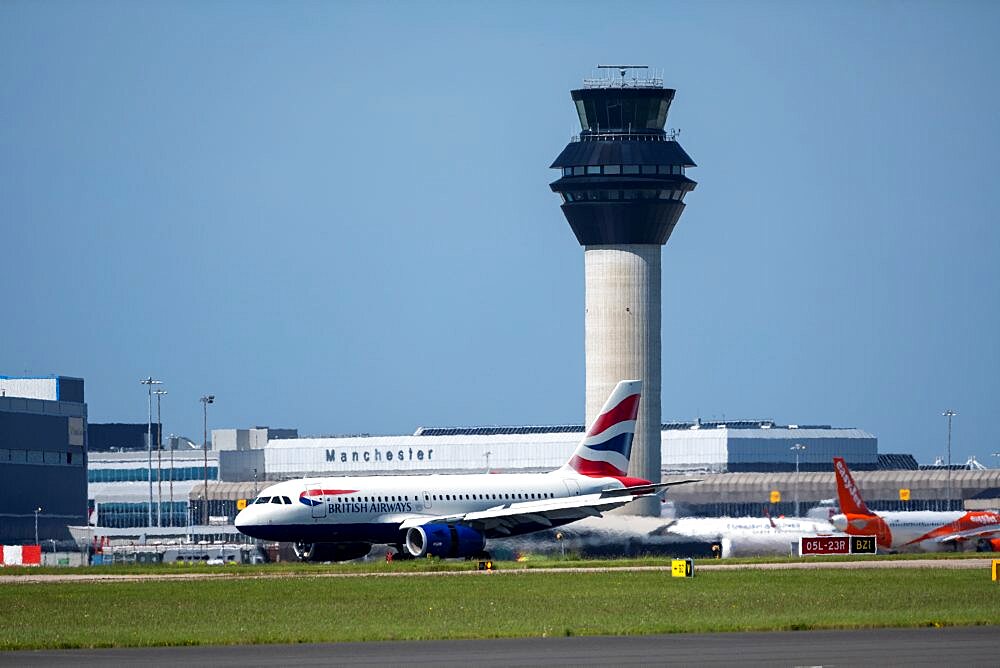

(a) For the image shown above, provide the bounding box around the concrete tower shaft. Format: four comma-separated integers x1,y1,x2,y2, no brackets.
550,67,696,517
585,245,661,516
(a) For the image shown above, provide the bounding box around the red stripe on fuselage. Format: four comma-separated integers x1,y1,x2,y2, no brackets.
586,394,640,437
904,511,1000,546
302,489,358,497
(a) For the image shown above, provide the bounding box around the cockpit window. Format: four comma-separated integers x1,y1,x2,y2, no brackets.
254,496,271,504
281,496,292,504
271,496,283,504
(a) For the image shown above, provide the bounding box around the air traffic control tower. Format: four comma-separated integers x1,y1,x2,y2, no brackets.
550,66,697,516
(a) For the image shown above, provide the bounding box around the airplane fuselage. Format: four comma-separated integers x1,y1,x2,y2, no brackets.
235,471,628,544
664,516,840,557
832,510,1000,551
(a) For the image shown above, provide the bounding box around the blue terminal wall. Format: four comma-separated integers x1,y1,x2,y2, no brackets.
726,430,878,472
0,396,88,543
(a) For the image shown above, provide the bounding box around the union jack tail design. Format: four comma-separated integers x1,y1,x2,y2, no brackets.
564,380,641,478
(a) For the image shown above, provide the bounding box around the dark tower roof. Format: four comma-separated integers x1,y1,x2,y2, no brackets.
550,67,697,246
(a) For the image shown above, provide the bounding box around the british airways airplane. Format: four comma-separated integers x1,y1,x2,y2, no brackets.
235,380,696,561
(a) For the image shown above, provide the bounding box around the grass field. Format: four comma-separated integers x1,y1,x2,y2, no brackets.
2,565,998,649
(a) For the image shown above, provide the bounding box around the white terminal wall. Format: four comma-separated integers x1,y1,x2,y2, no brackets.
263,427,874,479
0,378,60,401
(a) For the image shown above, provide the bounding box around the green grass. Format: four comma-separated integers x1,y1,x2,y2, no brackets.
2,567,998,649
2,550,989,577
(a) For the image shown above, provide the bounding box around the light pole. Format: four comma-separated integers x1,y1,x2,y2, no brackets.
154,389,167,527
34,507,42,545
200,395,215,525
790,443,806,517
140,377,162,527
168,433,175,527
942,409,957,508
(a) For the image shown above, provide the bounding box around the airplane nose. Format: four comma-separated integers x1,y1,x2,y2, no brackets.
831,514,847,531
234,508,248,528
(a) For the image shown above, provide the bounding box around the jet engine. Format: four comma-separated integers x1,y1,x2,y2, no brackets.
976,537,1000,553
404,524,486,558
293,541,372,562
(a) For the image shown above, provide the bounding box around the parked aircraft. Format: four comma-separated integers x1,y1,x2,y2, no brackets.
235,380,697,561
830,456,1000,552
654,513,839,558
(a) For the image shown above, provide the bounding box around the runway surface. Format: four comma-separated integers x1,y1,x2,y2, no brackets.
3,627,997,666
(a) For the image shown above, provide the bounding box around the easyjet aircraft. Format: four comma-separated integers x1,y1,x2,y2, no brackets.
235,380,697,561
830,456,1000,552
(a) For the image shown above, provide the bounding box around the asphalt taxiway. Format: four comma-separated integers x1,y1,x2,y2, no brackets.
3,627,997,666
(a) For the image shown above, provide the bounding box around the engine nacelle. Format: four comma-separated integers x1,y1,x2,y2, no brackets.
404,524,486,558
293,541,372,562
976,538,1000,553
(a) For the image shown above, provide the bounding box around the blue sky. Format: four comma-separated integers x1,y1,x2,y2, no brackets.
3,1,998,466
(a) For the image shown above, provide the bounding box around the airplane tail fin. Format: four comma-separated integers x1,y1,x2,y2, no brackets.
563,380,641,480
763,505,777,528
833,457,874,516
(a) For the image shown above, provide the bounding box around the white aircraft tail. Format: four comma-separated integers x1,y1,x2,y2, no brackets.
562,380,641,480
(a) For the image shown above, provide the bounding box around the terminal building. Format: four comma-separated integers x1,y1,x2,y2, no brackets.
0,376,88,543
8,373,998,541
248,420,877,480
85,427,295,528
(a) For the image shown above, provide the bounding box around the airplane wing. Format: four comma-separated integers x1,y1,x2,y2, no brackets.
397,488,659,538
598,479,702,497
933,526,1000,543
